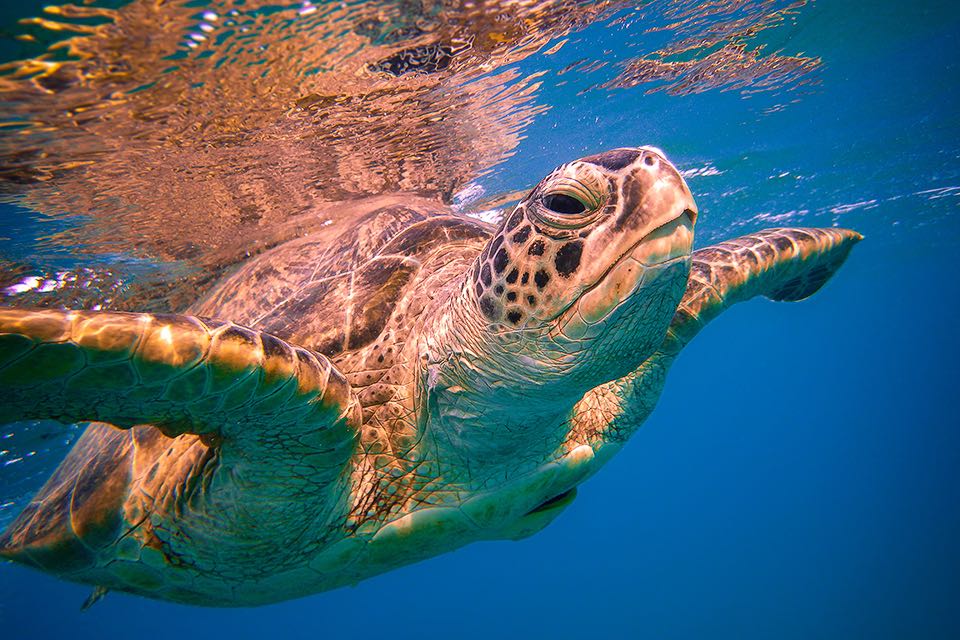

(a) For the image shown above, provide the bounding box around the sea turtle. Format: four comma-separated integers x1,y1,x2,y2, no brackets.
0,147,860,606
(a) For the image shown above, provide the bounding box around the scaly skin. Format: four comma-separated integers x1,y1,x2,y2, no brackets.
0,148,861,605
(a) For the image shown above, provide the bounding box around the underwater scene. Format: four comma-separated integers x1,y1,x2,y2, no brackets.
0,0,958,637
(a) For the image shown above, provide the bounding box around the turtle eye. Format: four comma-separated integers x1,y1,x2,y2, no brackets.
542,193,587,215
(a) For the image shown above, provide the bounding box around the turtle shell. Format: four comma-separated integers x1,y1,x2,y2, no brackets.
192,201,491,357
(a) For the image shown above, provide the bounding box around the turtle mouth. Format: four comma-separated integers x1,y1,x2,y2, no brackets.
594,206,695,284
554,207,694,329
632,207,696,266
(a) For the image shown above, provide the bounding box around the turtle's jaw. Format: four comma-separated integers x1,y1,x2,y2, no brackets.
556,206,695,331
629,206,695,266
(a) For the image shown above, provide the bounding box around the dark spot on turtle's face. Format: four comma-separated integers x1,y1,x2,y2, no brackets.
475,281,483,298
480,263,492,287
528,240,545,256
490,234,504,255
493,247,509,274
479,296,499,320
511,225,531,244
507,310,523,325
534,270,550,289
580,148,642,171
506,268,519,284
526,294,536,306
521,272,529,285
613,176,645,231
494,285,504,295
554,241,583,278
506,291,517,302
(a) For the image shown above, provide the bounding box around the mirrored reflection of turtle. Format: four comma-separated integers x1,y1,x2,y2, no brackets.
0,147,861,606
0,0,820,316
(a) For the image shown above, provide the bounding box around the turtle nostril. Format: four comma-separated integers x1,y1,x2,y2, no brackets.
643,154,656,167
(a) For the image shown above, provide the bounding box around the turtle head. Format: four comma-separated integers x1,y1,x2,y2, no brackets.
422,147,696,472
469,146,697,389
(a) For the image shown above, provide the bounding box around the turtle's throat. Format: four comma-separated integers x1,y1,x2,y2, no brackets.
418,276,589,475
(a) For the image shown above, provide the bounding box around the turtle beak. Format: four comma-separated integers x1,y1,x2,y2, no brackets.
638,146,698,227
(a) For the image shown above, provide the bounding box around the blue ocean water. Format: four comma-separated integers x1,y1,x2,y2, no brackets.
0,0,958,637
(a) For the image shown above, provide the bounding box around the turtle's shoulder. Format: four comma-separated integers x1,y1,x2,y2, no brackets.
192,201,491,357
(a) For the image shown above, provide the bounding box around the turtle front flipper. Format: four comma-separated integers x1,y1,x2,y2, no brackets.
0,309,361,594
570,227,861,445
662,227,862,353
0,309,360,455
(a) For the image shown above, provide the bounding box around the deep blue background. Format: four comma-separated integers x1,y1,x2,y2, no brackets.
2,0,959,637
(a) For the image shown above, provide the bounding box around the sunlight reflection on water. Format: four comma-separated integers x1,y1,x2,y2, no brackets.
0,0,818,313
